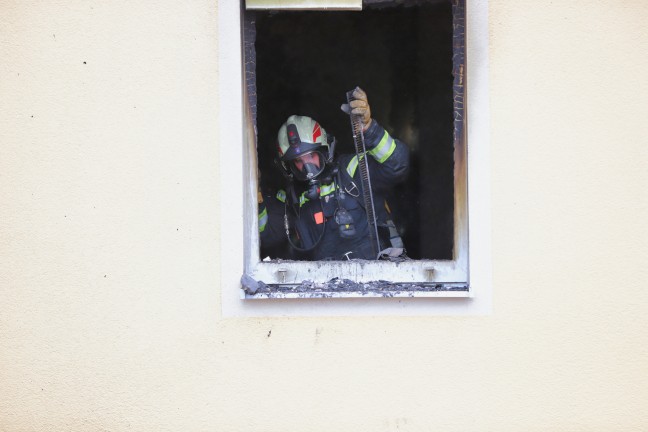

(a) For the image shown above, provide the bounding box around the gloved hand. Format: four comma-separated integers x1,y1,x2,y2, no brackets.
341,86,372,131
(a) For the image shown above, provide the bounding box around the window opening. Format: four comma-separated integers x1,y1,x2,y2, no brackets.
241,0,468,298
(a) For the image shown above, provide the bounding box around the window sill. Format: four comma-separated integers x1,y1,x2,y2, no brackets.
242,275,469,299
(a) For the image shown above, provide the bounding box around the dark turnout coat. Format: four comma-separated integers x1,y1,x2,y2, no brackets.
259,120,409,260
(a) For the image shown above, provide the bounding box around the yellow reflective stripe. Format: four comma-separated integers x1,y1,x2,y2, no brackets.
346,153,366,177
276,189,286,203
320,183,336,197
299,193,308,207
298,182,336,207
368,131,396,163
258,206,268,232
347,156,358,177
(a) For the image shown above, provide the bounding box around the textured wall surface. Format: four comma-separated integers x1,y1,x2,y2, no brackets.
1,0,647,431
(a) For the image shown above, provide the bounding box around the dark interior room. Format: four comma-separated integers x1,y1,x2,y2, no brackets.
245,0,457,260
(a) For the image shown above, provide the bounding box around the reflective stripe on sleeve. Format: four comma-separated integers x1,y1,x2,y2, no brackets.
258,206,268,233
368,131,396,163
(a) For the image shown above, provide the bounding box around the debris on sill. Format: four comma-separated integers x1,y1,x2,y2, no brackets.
240,273,268,294
241,274,467,297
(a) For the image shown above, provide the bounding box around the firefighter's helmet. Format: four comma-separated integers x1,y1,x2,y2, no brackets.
276,115,332,181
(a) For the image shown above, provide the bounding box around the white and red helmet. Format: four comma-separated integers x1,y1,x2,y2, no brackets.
277,115,331,181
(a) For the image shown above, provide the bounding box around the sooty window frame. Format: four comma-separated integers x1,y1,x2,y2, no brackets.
240,0,470,299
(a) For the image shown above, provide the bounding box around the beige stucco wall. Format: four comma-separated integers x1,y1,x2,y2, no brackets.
1,0,647,430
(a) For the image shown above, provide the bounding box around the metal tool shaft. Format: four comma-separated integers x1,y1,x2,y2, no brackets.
346,89,381,259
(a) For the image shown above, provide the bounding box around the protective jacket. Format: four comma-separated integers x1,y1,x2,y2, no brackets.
259,120,409,260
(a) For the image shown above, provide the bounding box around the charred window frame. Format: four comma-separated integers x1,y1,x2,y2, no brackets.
239,0,471,299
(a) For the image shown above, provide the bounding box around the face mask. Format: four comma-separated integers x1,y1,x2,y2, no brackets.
297,159,323,200
289,151,325,182
301,162,321,180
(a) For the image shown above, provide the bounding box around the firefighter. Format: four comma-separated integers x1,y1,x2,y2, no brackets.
258,87,409,261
